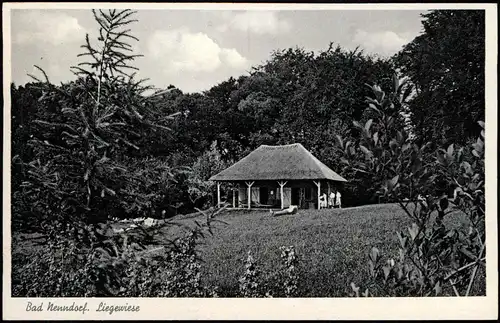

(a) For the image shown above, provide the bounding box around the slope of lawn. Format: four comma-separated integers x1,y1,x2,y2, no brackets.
168,203,470,297
12,203,476,297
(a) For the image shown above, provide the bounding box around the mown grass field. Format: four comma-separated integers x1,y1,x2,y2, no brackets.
164,203,471,297
13,203,477,297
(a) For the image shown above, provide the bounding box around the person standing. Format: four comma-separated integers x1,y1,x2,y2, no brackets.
335,190,342,208
320,193,327,208
329,191,336,208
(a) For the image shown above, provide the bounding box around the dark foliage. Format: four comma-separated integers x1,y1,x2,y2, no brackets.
394,10,485,146
342,77,485,296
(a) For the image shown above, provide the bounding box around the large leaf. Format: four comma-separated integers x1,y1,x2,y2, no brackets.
368,103,381,115
335,134,344,149
408,223,419,241
390,175,399,187
386,116,394,128
360,145,372,158
382,264,391,280
365,119,373,132
447,144,454,159
345,141,352,152
396,231,407,249
352,120,363,129
402,143,410,152
392,73,399,93
369,247,379,263
401,84,413,103
396,131,403,143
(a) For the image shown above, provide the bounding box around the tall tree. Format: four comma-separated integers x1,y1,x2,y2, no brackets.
394,10,485,146
17,9,175,229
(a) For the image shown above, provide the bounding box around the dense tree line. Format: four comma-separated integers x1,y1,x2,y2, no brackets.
11,9,485,226
394,10,485,147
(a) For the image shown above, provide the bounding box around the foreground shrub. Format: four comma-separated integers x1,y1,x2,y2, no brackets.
12,209,223,297
238,251,264,297
238,246,300,298
12,239,98,297
11,9,222,297
122,231,218,297
342,75,485,297
280,246,299,297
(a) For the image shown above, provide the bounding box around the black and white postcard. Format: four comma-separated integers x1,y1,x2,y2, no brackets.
2,2,498,320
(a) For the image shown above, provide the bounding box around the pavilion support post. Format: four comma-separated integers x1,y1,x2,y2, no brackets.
232,188,236,208
327,182,331,208
245,181,255,209
277,181,288,209
314,180,321,210
217,182,221,208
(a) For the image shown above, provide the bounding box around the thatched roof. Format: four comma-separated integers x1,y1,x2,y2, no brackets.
209,143,347,182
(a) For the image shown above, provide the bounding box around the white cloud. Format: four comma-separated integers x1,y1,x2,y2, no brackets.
352,29,409,56
148,28,248,74
217,11,291,35
220,48,248,69
13,10,87,46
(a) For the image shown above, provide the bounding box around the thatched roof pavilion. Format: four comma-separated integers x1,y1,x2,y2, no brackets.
210,143,347,210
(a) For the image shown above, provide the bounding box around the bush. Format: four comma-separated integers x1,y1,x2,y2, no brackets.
10,9,220,298
187,141,231,210
237,246,300,298
12,239,98,297
280,246,299,297
12,208,223,297
122,231,218,297
238,251,264,297
342,75,485,297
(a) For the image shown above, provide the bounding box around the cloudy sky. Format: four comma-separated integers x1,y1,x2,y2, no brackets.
10,9,427,93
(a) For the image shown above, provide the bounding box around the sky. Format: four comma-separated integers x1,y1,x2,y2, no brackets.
10,9,428,93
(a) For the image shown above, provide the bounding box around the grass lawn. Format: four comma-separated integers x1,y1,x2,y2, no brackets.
164,203,471,297
13,203,478,297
